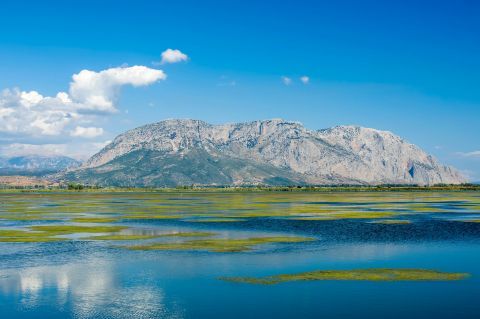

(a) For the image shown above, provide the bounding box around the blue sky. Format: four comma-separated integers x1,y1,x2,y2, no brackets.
0,0,479,180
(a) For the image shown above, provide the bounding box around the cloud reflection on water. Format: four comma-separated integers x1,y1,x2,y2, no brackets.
0,257,177,319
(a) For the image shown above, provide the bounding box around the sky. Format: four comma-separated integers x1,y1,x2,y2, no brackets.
0,0,479,180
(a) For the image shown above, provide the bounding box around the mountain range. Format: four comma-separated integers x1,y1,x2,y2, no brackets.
61,119,465,186
0,155,80,176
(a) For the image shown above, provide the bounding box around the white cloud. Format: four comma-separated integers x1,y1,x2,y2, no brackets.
0,65,165,138
281,76,292,85
300,76,310,84
0,89,79,136
458,150,480,158
70,126,104,138
0,141,111,160
0,65,166,158
69,65,166,113
0,143,69,157
160,49,188,64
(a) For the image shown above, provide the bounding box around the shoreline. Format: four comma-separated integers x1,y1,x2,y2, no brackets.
0,184,479,193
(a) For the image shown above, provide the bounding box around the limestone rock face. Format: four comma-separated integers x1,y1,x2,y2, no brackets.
69,119,465,186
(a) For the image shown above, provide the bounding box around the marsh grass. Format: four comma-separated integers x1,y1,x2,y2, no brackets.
29,225,127,235
121,214,184,220
0,229,67,242
126,236,315,252
71,217,120,223
220,268,470,284
0,225,128,242
0,236,65,242
0,215,60,221
86,231,215,240
1,191,479,246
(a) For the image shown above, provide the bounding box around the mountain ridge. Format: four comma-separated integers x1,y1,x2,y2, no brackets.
0,155,80,176
65,119,465,186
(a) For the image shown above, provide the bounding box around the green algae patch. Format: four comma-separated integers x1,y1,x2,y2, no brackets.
87,231,215,241
0,229,48,237
85,234,164,240
157,231,216,237
220,268,470,284
0,215,60,221
29,225,127,235
126,236,315,253
71,217,119,223
188,218,246,223
0,229,68,242
371,219,412,224
404,205,447,213
0,236,65,243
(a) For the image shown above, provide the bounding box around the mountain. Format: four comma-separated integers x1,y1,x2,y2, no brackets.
63,119,466,186
0,155,81,176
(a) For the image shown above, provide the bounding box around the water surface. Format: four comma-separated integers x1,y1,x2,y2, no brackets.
1,191,479,318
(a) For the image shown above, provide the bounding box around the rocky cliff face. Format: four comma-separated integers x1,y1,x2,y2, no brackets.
67,119,465,186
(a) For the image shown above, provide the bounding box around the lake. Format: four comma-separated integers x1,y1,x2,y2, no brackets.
0,191,479,318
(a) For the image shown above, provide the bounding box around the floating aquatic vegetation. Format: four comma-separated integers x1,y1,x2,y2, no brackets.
29,225,127,235
125,236,315,252
220,268,470,284
0,236,65,243
86,232,215,240
403,205,447,213
121,214,183,220
0,215,59,221
85,234,169,240
71,217,120,223
0,229,67,242
1,191,479,248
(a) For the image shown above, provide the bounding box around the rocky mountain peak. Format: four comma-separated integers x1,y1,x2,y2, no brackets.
71,119,466,187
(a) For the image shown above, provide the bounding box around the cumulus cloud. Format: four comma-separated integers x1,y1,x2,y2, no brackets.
70,126,104,138
300,76,310,84
281,76,292,85
0,64,166,158
0,89,79,136
69,66,166,113
160,49,188,64
0,65,165,138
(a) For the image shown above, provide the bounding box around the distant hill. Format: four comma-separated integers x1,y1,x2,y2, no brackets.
0,175,57,187
62,119,466,187
0,155,81,176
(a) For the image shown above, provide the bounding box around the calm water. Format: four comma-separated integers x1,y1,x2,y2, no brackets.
0,191,479,318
